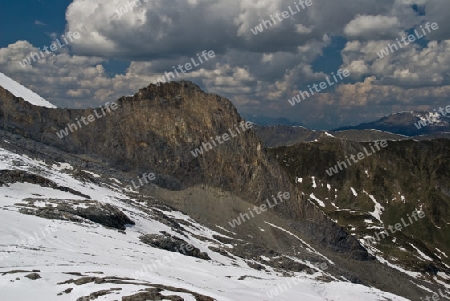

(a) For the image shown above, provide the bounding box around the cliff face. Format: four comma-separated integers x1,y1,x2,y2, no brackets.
0,81,368,258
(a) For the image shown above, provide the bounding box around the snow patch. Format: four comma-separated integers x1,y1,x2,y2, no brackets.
364,191,384,223
52,162,73,171
436,248,448,258
309,193,325,207
0,72,56,108
409,244,433,261
82,170,101,178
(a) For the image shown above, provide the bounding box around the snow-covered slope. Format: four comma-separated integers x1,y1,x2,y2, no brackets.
0,72,56,108
414,111,448,126
295,174,450,292
0,145,411,301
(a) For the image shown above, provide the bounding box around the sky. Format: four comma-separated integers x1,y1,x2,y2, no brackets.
0,0,449,129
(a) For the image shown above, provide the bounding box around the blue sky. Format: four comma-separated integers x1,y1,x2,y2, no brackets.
0,0,71,47
0,0,449,129
0,0,129,77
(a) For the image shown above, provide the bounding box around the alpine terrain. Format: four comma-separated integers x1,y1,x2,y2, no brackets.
0,73,448,301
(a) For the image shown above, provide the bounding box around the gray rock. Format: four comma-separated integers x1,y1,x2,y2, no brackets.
25,273,41,280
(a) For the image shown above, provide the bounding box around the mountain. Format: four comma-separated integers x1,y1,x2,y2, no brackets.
0,80,365,258
253,111,450,148
253,126,409,148
0,77,448,300
269,135,450,296
333,111,450,137
0,72,56,108
330,129,409,141
0,131,418,301
240,113,305,127
252,125,321,147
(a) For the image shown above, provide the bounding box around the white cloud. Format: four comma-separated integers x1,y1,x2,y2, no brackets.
341,38,450,87
344,15,400,39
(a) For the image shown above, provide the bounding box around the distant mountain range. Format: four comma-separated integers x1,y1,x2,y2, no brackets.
240,113,305,127
243,110,450,138
252,111,450,147
333,111,450,137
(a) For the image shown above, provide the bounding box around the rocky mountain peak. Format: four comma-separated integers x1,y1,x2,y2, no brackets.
0,79,368,259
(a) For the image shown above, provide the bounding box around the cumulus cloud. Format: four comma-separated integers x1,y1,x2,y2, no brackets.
344,15,400,39
341,38,450,87
0,41,144,108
